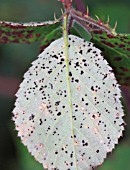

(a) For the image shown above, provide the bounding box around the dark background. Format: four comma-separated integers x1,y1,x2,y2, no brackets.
0,0,130,170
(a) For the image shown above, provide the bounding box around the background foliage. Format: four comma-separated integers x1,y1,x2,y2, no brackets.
0,0,130,170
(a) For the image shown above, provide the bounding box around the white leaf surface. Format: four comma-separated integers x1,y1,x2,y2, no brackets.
0,20,59,27
13,35,124,170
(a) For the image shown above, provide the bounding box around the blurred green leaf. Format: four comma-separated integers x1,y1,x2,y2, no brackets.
96,140,130,170
91,31,130,86
0,21,60,44
40,25,85,52
72,22,91,41
40,26,62,52
17,139,43,170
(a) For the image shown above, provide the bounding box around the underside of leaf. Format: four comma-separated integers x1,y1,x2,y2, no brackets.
13,35,124,170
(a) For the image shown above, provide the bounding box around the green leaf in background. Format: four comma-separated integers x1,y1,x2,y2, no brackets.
72,22,91,41
40,26,82,52
40,26,62,52
13,35,124,169
96,140,130,170
91,31,130,86
0,20,60,44
17,140,43,170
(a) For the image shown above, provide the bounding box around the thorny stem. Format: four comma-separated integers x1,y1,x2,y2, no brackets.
70,9,113,35
59,0,115,36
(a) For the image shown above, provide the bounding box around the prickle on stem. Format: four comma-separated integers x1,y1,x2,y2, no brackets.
113,21,117,31
95,15,103,25
86,6,89,17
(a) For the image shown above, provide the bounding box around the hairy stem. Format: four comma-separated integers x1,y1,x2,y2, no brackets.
70,9,113,35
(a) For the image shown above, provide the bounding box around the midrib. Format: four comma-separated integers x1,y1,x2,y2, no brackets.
63,14,78,170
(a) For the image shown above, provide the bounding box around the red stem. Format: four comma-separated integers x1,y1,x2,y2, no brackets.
60,0,72,11
74,0,86,13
